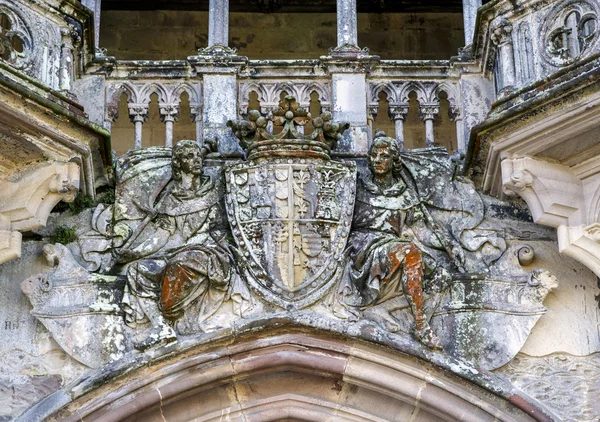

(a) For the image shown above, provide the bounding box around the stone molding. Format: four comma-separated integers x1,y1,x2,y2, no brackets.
0,161,80,264
17,327,557,422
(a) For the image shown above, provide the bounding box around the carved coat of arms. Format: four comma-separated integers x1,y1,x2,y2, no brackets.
226,96,355,308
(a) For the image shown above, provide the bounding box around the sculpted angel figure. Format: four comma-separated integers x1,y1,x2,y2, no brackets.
118,140,235,350
347,136,463,349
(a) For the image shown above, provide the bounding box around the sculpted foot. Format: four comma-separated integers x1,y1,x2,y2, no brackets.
134,325,177,351
415,326,443,350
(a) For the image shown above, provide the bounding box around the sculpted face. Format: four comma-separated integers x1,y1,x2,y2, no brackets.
369,145,394,177
176,145,203,176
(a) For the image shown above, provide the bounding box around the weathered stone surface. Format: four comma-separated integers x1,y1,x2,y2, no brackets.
496,352,600,422
4,0,600,419
21,244,125,368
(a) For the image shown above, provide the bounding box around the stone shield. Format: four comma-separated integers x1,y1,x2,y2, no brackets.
226,159,356,309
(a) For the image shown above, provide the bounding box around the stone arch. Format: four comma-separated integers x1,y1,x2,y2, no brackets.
435,82,461,117
105,82,138,122
271,81,298,103
238,82,268,115
173,81,201,106
369,81,397,104
399,81,427,104
299,82,331,109
20,325,554,422
138,82,171,105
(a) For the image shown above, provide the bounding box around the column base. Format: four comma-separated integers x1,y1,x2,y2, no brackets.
328,44,373,60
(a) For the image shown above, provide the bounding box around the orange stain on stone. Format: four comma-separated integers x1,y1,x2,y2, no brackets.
161,264,193,319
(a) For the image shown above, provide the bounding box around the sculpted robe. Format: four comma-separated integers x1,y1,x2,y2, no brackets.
347,175,450,307
122,175,233,326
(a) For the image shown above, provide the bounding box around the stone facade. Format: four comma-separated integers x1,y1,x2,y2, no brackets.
1,0,600,421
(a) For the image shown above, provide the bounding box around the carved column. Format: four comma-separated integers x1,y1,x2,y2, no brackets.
59,27,78,92
129,104,149,150
367,103,378,135
449,105,465,153
491,18,516,94
389,103,409,150
419,103,439,148
208,0,229,48
160,104,180,148
190,104,203,144
104,103,119,133
336,0,358,49
462,0,482,46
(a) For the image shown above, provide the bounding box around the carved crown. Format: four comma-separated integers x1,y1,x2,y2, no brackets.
227,95,349,161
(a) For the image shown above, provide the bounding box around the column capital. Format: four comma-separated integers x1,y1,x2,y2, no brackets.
159,104,180,123
419,103,440,121
368,103,379,119
490,18,513,47
190,104,203,122
128,104,149,124
388,103,409,121
105,104,119,123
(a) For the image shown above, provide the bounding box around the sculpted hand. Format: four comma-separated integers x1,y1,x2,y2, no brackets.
451,244,467,272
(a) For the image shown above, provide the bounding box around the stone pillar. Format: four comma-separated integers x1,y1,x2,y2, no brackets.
462,0,482,46
159,104,180,148
491,18,516,94
337,0,358,48
208,0,229,47
191,0,244,154
202,74,240,153
82,0,101,49
128,105,149,150
59,27,78,92
419,103,439,148
367,103,378,136
331,72,370,154
330,0,369,58
190,104,203,144
454,115,465,153
389,104,409,150
448,105,465,153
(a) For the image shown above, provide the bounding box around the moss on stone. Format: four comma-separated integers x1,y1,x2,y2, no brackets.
53,226,78,245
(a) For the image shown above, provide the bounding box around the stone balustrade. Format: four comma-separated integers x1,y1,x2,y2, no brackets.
101,60,466,155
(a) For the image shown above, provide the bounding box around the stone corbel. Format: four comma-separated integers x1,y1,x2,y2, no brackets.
501,157,583,227
0,161,80,264
501,156,600,277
